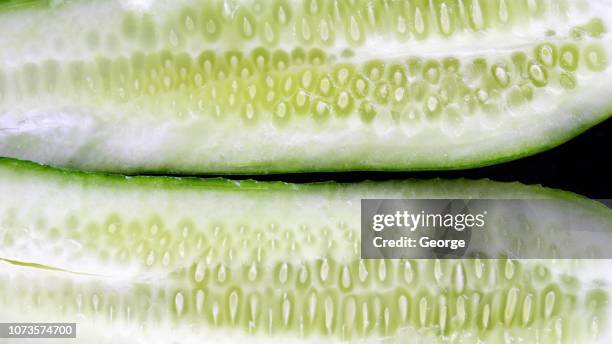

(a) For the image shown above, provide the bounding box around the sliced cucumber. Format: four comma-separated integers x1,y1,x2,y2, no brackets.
0,0,610,173
0,158,611,343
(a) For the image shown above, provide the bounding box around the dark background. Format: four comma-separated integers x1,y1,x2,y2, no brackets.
233,119,612,199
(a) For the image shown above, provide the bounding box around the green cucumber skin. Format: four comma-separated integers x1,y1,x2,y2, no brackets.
1,157,611,343
0,0,51,12
0,156,607,203
0,0,611,173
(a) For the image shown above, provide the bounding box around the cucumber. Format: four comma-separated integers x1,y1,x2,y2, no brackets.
0,0,610,173
0,158,611,343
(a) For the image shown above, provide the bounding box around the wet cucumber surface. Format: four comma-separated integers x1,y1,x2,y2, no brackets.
0,0,610,173
0,158,611,343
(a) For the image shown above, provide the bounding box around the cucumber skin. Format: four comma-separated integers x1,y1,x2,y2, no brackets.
0,156,604,200
0,0,51,12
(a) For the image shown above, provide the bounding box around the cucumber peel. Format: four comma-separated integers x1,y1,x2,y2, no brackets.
0,0,610,173
0,158,611,343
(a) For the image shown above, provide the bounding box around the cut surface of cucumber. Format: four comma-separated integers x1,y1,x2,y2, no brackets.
0,0,610,173
0,158,611,343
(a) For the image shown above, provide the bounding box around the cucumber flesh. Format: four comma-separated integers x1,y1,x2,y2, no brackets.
0,0,610,173
0,158,611,343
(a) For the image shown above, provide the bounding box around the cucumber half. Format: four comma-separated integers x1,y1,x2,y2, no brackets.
0,0,610,173
0,158,611,343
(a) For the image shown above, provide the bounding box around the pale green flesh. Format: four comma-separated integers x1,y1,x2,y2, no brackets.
0,0,611,173
0,158,611,343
